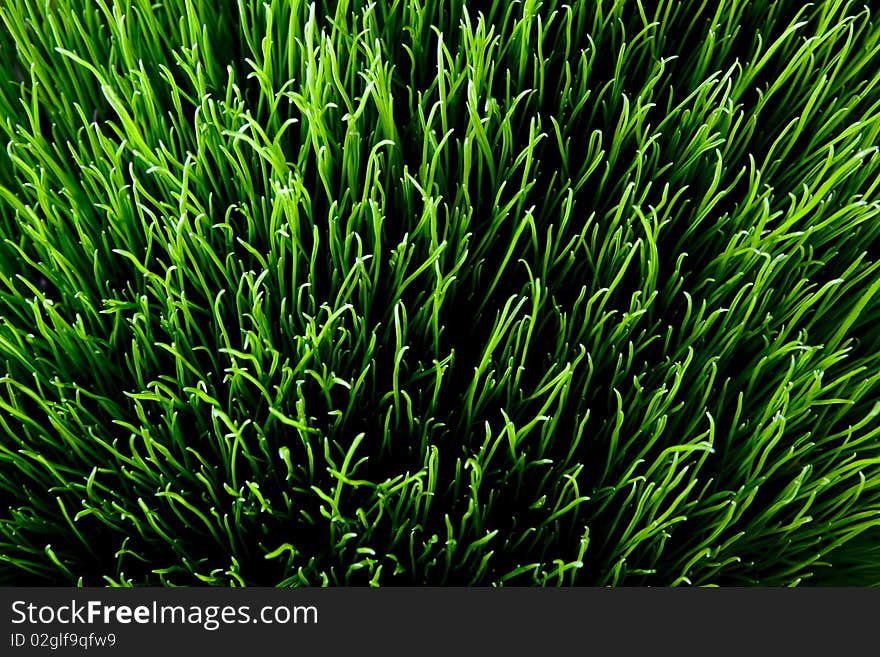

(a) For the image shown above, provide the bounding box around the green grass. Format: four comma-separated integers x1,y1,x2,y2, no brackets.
1,0,880,586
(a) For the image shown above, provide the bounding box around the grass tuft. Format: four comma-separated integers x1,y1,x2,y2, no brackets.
1,0,880,586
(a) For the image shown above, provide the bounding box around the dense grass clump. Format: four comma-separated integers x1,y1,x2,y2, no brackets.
1,0,880,586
